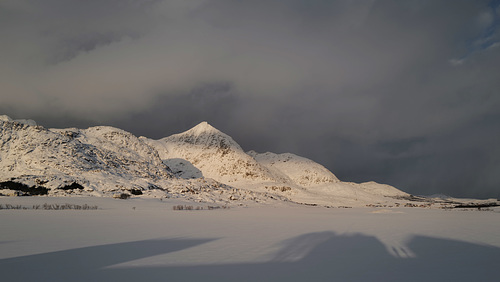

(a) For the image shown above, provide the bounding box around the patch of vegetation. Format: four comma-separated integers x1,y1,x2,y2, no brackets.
207,205,230,210
113,193,131,199
0,203,98,210
266,186,292,192
404,202,431,208
391,195,429,202
173,205,195,210
0,181,48,196
453,203,499,209
172,204,230,211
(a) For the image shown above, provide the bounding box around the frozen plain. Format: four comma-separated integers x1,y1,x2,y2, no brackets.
1,196,499,281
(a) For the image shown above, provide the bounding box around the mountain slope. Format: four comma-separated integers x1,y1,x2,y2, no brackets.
1,115,413,206
0,120,171,193
247,151,339,187
144,122,286,184
0,117,276,203
146,122,410,206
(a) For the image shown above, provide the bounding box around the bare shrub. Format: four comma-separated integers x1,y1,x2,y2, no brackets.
173,205,184,210
113,193,131,199
0,203,98,210
207,205,230,210
173,205,229,211
265,186,292,192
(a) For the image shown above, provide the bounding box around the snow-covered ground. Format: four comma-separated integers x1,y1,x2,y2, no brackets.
1,196,499,281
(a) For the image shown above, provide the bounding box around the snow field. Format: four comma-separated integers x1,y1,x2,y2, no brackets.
1,197,499,281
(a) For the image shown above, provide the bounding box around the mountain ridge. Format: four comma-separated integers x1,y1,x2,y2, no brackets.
146,121,412,206
1,115,419,207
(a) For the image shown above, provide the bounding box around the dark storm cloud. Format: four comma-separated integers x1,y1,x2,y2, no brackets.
114,82,241,138
1,0,499,198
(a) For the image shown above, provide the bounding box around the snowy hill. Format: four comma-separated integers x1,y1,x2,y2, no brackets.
146,122,410,206
1,115,418,206
0,117,277,204
247,151,340,187
0,120,170,194
143,122,283,184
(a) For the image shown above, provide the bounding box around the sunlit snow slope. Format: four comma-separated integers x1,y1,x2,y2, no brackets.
1,115,415,206
0,116,272,204
147,121,410,206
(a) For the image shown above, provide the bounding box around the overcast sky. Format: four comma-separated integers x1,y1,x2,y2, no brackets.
1,0,499,198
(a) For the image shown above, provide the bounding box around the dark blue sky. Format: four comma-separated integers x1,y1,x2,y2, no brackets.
1,0,499,198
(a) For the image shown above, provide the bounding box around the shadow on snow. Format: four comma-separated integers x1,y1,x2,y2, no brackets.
1,233,499,281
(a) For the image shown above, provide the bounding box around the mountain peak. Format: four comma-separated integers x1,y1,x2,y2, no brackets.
188,121,219,136
0,115,37,126
0,115,12,122
160,121,243,152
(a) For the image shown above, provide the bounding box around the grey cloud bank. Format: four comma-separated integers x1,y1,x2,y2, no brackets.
1,0,499,198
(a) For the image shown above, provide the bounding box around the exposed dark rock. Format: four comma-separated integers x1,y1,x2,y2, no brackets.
0,181,48,196
58,182,84,190
129,188,143,195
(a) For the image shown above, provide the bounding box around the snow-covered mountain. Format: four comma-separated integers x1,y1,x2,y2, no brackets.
0,117,167,193
1,115,412,206
247,151,340,187
143,122,284,184
146,121,410,206
0,116,274,204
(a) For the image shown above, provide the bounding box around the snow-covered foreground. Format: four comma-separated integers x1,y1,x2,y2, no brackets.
1,197,499,281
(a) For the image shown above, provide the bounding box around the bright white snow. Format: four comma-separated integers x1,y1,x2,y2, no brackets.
0,197,499,281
